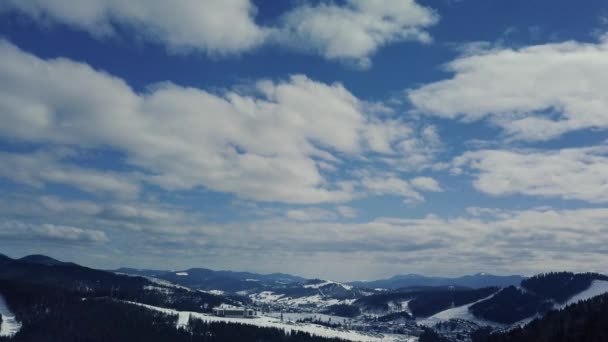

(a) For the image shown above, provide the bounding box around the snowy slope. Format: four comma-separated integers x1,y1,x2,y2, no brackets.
556,280,608,309
0,293,21,337
418,280,608,330
124,301,417,342
417,293,503,328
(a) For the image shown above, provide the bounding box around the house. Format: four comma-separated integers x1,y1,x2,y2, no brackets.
212,304,256,318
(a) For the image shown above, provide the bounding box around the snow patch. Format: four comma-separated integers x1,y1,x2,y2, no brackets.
0,293,21,337
175,272,188,276
206,290,225,296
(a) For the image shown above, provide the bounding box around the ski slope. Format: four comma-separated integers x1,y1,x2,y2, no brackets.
417,293,503,328
124,301,417,342
556,280,608,309
0,293,21,337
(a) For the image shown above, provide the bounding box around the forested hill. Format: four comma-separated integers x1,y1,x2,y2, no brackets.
469,272,608,324
0,254,229,313
473,292,608,342
0,280,348,342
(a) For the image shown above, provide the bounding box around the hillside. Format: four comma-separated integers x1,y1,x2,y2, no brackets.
474,292,608,342
469,272,608,324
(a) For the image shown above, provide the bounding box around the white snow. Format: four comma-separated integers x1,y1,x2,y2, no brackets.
417,292,504,328
143,285,172,294
250,291,285,303
145,276,192,291
556,280,608,309
0,293,21,337
304,280,336,289
250,290,356,309
175,272,189,276
123,301,417,342
304,280,353,291
206,290,225,296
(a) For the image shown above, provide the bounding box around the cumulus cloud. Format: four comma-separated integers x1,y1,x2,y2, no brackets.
273,0,438,67
361,175,424,204
411,176,443,192
453,145,608,202
0,0,437,64
408,34,608,141
0,0,266,54
359,173,442,204
0,40,435,204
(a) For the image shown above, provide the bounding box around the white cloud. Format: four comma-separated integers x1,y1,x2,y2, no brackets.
0,0,437,64
0,40,435,204
357,172,442,204
454,145,608,202
408,34,608,141
0,0,266,55
336,205,358,219
286,207,337,221
0,220,108,243
360,175,424,204
411,176,443,192
273,0,438,67
0,150,140,198
0,194,197,235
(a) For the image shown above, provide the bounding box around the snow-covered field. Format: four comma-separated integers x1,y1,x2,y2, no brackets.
0,293,21,337
124,301,417,342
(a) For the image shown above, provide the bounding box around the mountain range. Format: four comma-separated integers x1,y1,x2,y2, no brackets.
2,253,608,342
348,273,524,289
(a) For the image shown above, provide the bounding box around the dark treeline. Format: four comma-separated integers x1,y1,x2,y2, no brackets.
377,311,413,322
473,293,608,342
469,286,552,324
470,272,607,324
321,304,360,317
408,287,497,317
0,279,348,342
521,272,608,302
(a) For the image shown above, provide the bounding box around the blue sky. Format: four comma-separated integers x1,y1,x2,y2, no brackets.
1,0,608,281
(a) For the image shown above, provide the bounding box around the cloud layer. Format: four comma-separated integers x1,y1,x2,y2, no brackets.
0,0,437,65
0,40,438,204
4,191,608,279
